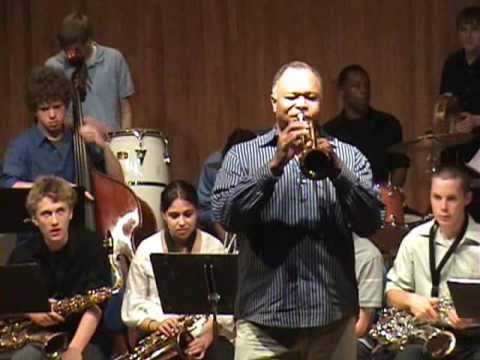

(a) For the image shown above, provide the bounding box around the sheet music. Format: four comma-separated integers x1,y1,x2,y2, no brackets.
466,149,480,175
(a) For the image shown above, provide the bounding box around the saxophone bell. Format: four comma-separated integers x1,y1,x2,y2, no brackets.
424,330,456,359
369,298,457,359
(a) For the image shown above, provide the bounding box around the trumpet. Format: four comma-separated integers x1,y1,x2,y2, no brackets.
296,111,332,180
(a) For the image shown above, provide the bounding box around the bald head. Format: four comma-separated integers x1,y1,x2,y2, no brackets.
271,61,323,98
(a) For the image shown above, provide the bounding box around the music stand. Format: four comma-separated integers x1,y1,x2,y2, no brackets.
150,253,237,349
0,263,50,315
0,187,86,233
447,278,480,318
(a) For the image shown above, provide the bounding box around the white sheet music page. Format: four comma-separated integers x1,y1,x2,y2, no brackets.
467,149,480,175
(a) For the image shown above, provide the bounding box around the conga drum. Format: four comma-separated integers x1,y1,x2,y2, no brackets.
109,129,170,230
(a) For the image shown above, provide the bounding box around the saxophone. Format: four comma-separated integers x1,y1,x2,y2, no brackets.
369,298,456,359
114,315,208,360
0,240,124,359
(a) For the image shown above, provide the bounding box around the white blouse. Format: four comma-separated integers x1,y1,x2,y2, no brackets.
121,229,226,328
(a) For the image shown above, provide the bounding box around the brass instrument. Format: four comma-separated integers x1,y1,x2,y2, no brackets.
115,315,207,360
296,111,332,180
432,93,461,135
369,298,456,359
0,246,123,358
0,320,67,359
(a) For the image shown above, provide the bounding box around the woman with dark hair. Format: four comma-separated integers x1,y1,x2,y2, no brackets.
121,180,233,359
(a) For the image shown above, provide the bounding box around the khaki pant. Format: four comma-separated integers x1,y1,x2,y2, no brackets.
234,317,356,360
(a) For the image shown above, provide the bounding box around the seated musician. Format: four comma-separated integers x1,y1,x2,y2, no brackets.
7,176,112,360
324,64,409,187
384,165,480,359
354,234,385,360
197,128,256,240
1,66,123,189
121,180,234,360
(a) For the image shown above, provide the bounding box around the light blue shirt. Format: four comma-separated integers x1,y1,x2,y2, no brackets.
197,150,223,234
46,43,134,130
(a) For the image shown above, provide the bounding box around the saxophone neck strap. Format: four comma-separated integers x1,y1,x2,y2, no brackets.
429,216,468,297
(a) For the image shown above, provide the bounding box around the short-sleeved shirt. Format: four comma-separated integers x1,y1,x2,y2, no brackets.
46,43,135,130
324,108,409,184
1,125,104,187
386,216,480,299
8,226,111,341
197,150,223,234
354,234,384,308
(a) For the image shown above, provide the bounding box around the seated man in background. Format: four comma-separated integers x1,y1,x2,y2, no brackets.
354,234,384,360
324,64,409,187
384,165,480,359
8,176,112,360
197,128,256,240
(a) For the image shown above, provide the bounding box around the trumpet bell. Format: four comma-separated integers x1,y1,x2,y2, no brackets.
300,149,330,180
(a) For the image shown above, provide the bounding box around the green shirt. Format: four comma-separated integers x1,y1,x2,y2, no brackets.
386,216,480,300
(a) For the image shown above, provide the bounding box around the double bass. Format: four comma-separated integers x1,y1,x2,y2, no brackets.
68,49,156,262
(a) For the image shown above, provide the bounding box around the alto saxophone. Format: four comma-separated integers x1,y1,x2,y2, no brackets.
0,244,124,359
115,315,207,360
369,298,456,359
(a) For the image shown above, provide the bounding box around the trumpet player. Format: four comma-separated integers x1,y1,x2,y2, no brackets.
385,165,480,359
212,61,381,360
121,180,234,360
7,176,112,360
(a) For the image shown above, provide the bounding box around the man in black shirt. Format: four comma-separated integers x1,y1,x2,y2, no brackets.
440,6,480,221
440,6,480,129
324,65,409,187
8,176,111,360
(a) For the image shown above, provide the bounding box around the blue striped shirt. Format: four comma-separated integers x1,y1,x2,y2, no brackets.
212,127,381,328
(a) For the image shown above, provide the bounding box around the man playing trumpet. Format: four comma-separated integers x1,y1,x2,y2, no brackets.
385,165,480,359
212,61,380,360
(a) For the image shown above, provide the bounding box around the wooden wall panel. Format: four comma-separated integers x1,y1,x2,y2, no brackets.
2,0,480,212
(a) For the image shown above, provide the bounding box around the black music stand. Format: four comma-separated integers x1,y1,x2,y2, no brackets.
448,278,480,318
0,263,50,315
0,187,86,233
150,253,237,350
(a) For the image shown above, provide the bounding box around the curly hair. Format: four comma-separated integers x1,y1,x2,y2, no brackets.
26,176,77,217
26,66,72,113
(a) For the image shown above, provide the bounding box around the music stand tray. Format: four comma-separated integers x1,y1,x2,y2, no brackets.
447,278,480,318
0,263,50,315
150,253,238,315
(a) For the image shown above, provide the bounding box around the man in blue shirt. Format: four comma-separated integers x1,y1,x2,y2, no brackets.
197,128,256,239
46,12,135,130
1,66,123,188
213,61,381,359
